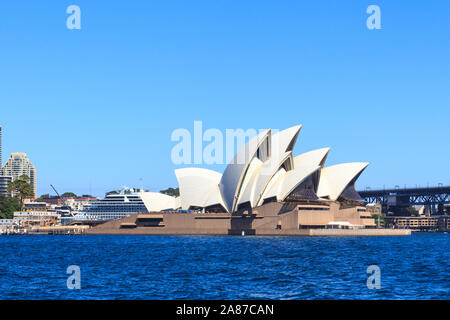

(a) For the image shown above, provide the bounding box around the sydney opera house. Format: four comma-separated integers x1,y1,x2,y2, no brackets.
89,125,391,236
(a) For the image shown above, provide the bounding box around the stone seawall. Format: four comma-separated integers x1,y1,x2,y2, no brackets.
308,229,411,236
87,226,411,236
86,227,230,236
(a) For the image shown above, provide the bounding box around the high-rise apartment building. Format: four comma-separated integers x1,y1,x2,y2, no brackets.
1,153,37,197
0,125,10,196
0,176,12,196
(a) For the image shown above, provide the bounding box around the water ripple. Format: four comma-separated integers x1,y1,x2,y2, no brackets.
0,233,448,299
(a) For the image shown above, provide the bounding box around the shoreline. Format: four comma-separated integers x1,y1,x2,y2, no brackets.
86,228,411,236
4,227,411,237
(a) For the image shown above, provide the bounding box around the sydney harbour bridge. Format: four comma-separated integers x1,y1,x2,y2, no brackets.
358,185,450,215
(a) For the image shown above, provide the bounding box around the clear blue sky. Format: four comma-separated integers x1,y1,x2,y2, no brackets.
1,1,449,197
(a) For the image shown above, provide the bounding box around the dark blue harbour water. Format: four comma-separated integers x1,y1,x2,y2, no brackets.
0,233,448,300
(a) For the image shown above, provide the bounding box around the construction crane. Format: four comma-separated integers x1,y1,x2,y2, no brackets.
50,184,62,199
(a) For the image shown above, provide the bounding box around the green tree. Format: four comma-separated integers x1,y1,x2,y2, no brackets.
37,193,50,201
160,187,179,197
404,206,419,216
0,195,20,219
61,192,77,198
7,175,34,209
105,190,120,196
371,214,386,228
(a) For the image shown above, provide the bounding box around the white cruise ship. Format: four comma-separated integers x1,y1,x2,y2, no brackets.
74,189,148,221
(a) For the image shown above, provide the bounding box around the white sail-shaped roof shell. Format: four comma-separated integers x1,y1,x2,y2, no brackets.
175,168,224,210
258,168,287,201
243,125,302,207
238,125,302,207
317,162,369,201
277,165,321,201
293,147,330,168
252,151,293,206
259,165,321,203
140,192,178,212
274,125,302,154
258,147,330,204
219,129,271,212
240,151,293,207
236,157,264,208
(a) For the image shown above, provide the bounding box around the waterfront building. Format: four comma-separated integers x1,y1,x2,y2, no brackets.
1,153,37,197
13,211,60,228
89,124,381,234
0,219,20,234
23,201,52,212
39,195,97,207
0,219,19,227
385,215,449,232
0,175,12,197
366,203,382,215
63,197,97,211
